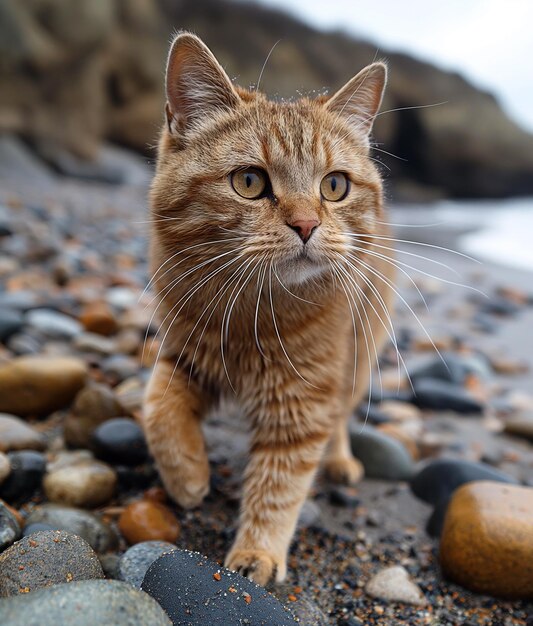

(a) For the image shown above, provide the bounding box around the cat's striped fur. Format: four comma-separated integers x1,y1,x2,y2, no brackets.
142,33,394,585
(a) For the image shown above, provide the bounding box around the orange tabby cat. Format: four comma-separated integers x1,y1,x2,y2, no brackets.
143,32,394,585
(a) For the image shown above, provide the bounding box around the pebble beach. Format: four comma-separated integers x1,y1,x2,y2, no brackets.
1,169,533,625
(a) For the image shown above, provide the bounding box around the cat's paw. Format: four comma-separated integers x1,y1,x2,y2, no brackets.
225,548,286,586
157,457,210,509
324,455,364,485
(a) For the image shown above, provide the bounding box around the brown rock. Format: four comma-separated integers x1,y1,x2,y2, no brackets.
79,301,118,336
43,460,117,508
440,481,533,599
0,356,87,416
379,401,421,422
118,500,180,545
0,413,47,452
503,416,533,443
64,382,125,448
489,357,529,376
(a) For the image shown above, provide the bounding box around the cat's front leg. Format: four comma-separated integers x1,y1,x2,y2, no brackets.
225,418,331,585
143,360,210,508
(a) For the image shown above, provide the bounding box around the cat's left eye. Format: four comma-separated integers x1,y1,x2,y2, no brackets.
231,168,268,199
320,172,349,201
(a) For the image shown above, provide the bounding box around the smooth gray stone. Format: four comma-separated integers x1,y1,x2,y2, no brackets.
0,500,20,552
25,309,82,339
0,530,103,597
350,426,415,480
119,541,177,588
24,504,118,552
0,580,171,626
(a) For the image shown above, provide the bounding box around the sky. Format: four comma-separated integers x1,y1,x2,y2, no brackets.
255,0,533,133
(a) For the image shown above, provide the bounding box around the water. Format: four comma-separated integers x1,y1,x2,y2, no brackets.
397,197,533,273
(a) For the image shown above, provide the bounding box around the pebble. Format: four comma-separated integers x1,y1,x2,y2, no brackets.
489,356,529,375
43,459,117,508
329,486,361,508
25,504,118,552
101,354,139,384
0,450,46,502
0,500,20,551
64,382,125,448
365,565,427,606
411,459,519,537
119,540,177,588
79,301,118,336
25,308,82,339
503,415,533,443
350,426,415,480
141,549,297,625
0,530,104,597
118,500,180,545
0,308,24,341
412,378,484,414
0,451,11,485
378,401,421,422
0,579,172,625
410,352,491,385
91,417,148,466
274,583,328,625
440,481,533,598
22,522,56,537
410,459,519,506
73,332,116,355
0,355,87,415
376,423,419,460
0,413,47,452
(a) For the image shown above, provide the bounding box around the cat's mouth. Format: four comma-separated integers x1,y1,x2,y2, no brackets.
276,248,327,285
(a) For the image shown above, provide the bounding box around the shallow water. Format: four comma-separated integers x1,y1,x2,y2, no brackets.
435,197,533,272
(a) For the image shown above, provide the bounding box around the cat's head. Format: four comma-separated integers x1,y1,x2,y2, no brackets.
152,33,387,287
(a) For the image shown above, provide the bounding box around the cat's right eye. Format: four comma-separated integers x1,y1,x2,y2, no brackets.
230,168,267,199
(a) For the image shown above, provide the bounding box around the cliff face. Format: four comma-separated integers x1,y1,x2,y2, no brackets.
1,0,532,200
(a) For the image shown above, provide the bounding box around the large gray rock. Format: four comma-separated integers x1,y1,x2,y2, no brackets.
0,530,103,597
24,504,118,552
350,426,415,481
0,579,172,626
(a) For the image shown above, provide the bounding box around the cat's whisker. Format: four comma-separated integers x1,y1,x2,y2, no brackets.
339,254,412,394
151,254,245,376
347,244,486,297
340,231,482,265
162,256,254,397
140,237,245,302
346,246,430,311
346,235,461,279
347,250,450,375
254,260,269,359
332,261,375,413
220,257,263,391
268,263,319,389
329,262,358,395
370,145,408,161
273,266,320,306
334,261,384,396
141,248,244,364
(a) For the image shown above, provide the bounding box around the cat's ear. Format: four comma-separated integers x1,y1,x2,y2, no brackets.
165,32,240,134
325,63,387,136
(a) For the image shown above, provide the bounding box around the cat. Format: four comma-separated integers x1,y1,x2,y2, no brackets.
142,32,394,586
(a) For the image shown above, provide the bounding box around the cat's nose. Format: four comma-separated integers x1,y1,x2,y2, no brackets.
287,219,320,244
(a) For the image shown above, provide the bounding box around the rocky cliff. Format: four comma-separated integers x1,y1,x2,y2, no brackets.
1,0,532,200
